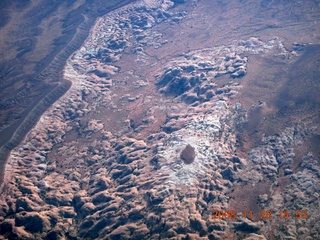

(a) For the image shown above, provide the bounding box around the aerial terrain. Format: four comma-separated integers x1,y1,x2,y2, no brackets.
0,0,319,239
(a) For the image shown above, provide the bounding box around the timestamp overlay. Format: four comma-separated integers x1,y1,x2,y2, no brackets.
212,209,308,221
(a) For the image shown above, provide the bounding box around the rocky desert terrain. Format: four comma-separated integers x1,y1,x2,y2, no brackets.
0,0,136,183
0,0,320,239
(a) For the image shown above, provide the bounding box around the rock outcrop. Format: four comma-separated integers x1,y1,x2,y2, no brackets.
0,0,319,239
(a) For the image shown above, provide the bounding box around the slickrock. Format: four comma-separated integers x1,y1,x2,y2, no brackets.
0,0,319,239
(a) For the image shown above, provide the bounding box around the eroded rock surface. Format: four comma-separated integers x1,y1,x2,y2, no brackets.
0,0,319,239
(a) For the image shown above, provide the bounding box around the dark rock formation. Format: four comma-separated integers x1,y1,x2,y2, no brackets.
15,212,48,233
180,144,196,164
234,219,262,233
